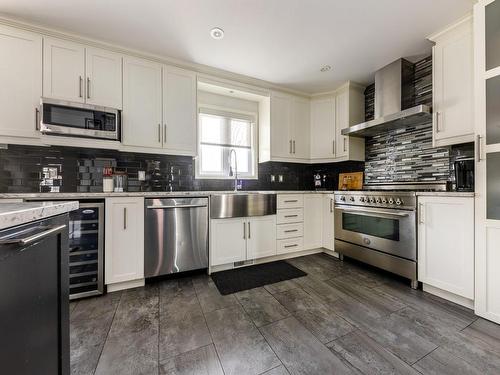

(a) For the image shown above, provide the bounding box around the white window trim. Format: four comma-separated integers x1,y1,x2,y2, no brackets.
195,104,259,180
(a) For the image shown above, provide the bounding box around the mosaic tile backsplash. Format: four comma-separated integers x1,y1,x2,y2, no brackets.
0,144,364,193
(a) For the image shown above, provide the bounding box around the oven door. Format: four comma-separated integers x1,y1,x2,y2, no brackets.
334,205,416,261
39,98,119,140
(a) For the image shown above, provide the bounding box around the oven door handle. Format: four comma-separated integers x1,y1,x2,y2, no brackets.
335,206,411,218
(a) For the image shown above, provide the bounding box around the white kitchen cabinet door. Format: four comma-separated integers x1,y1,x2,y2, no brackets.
291,96,310,159
105,197,144,285
335,89,350,159
322,194,335,251
271,92,292,158
0,25,41,139
277,237,304,255
85,47,122,109
210,218,247,266
43,37,85,102
310,97,335,159
162,66,197,154
431,16,474,146
122,56,162,148
303,194,323,250
418,196,474,299
247,215,277,260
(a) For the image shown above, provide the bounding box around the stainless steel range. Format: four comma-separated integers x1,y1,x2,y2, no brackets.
334,183,445,288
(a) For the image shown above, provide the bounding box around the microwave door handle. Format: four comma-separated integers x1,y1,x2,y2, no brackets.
336,206,410,218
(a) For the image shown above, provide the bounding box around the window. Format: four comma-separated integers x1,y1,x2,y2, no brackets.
196,107,257,179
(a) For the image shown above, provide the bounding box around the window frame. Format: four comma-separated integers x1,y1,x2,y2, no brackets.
195,104,259,180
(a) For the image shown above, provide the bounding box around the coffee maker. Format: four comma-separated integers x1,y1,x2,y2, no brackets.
454,159,474,192
314,173,327,190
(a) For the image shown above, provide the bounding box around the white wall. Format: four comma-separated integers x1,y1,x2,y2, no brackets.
198,90,259,113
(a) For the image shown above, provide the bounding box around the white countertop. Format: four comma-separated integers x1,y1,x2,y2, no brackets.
0,190,333,199
415,191,475,197
0,201,79,230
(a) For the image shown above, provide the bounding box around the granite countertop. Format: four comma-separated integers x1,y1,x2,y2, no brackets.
0,190,334,199
0,201,79,230
415,191,475,197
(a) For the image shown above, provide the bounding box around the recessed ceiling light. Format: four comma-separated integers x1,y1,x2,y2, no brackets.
210,27,224,40
320,65,332,72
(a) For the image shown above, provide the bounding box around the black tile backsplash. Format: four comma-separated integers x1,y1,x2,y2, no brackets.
0,145,364,193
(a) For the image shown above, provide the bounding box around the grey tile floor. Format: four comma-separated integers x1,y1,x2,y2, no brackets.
70,253,500,375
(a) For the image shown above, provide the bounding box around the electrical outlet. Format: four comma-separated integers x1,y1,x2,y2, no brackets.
278,175,283,183
270,175,275,182
138,170,146,181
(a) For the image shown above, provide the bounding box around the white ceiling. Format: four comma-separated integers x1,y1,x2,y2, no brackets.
0,0,474,94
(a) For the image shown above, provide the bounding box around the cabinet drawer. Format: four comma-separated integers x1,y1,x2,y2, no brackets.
277,194,304,209
277,223,303,239
277,208,303,224
277,238,304,255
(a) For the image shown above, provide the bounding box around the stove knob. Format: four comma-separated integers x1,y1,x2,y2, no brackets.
395,198,403,206
375,197,381,203
339,196,346,202
348,197,354,202
388,198,394,204
369,197,375,203
381,198,387,204
359,197,365,202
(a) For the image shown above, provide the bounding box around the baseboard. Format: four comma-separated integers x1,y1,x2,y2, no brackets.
209,247,324,274
422,284,474,309
107,278,145,293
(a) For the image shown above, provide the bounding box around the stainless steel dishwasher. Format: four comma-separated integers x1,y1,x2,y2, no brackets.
144,197,208,277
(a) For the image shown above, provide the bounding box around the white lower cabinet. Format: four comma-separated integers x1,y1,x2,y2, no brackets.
417,196,474,303
303,194,323,249
210,215,276,266
277,237,304,255
322,194,335,251
105,197,144,287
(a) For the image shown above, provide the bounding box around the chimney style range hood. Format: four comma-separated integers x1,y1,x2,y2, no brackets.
342,58,432,138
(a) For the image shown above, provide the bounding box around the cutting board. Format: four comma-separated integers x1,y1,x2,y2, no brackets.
338,172,363,190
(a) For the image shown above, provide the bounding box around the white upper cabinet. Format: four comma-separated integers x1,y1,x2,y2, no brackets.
418,196,474,302
122,56,163,148
291,96,311,160
310,97,335,160
429,15,474,146
268,91,310,162
43,37,85,103
162,66,197,155
43,38,122,108
270,91,293,159
0,25,41,139
310,83,365,162
85,47,122,109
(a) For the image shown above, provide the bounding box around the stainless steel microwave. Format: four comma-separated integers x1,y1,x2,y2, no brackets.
39,98,120,141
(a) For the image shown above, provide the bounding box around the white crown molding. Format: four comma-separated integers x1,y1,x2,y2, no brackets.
427,12,473,42
0,13,314,98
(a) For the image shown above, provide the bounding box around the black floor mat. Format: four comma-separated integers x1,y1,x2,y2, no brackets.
211,261,307,295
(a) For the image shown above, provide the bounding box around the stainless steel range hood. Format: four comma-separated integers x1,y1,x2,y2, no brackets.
342,59,432,138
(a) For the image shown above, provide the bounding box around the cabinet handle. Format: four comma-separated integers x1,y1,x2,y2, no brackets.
330,198,333,213
284,229,298,233
0,224,66,245
284,200,298,203
289,140,292,154
123,207,127,230
87,77,91,99
35,107,39,130
477,135,482,162
293,140,296,154
243,222,246,239
284,244,298,248
79,76,83,98
164,124,167,143
343,137,347,152
248,222,251,239
158,124,161,143
284,214,298,218
418,203,424,224
332,140,335,155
